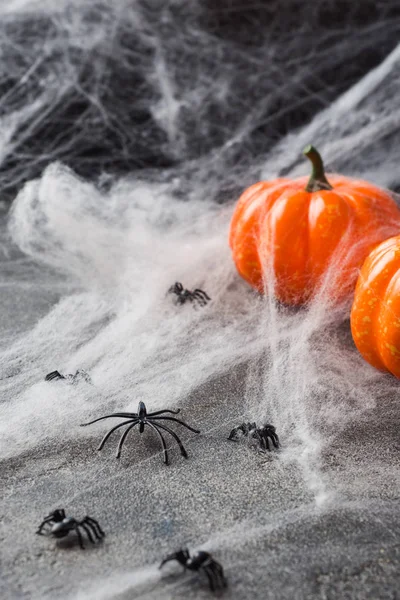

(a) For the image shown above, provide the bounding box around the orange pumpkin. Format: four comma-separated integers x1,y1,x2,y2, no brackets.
229,146,400,305
351,235,400,377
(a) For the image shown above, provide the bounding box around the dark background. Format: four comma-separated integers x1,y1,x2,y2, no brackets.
1,0,400,203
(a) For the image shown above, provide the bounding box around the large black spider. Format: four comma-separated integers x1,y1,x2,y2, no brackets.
36,509,105,549
228,422,279,452
160,548,227,592
168,282,211,307
45,369,92,384
80,401,200,464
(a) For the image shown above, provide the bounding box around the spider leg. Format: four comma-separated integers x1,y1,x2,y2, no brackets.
171,282,183,293
192,291,205,300
209,562,227,588
193,288,210,299
259,431,270,451
40,515,56,526
209,559,224,576
36,521,52,535
151,421,188,458
36,510,64,534
270,431,280,448
116,421,140,458
265,433,274,451
228,427,240,441
146,422,169,465
45,370,65,381
159,555,178,569
160,549,190,569
84,517,105,538
207,564,222,589
147,408,181,417
98,420,138,451
83,521,102,541
150,416,200,433
202,566,216,591
192,291,209,306
80,413,138,426
229,423,251,441
263,428,280,451
75,526,85,549
79,523,96,544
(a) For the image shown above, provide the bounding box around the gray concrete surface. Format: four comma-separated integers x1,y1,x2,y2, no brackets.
1,214,400,600
2,366,400,599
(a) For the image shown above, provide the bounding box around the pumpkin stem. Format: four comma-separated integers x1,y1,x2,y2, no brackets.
303,145,333,192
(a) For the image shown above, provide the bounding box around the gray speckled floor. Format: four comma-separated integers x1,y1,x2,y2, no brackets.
1,215,400,600
2,366,400,599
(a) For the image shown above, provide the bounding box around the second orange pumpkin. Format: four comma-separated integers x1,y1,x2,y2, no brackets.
350,235,400,377
229,146,400,305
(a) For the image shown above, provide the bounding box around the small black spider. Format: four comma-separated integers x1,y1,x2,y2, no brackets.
36,509,105,549
160,548,227,592
80,401,200,464
228,422,279,452
45,369,92,384
168,282,211,307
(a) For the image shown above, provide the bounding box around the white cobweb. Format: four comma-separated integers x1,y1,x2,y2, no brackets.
1,1,400,599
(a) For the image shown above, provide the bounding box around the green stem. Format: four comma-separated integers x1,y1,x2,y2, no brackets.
303,145,333,192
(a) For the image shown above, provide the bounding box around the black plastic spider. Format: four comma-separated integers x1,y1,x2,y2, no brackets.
45,369,92,384
36,509,105,549
228,422,279,452
80,401,200,464
168,282,211,307
160,548,227,592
